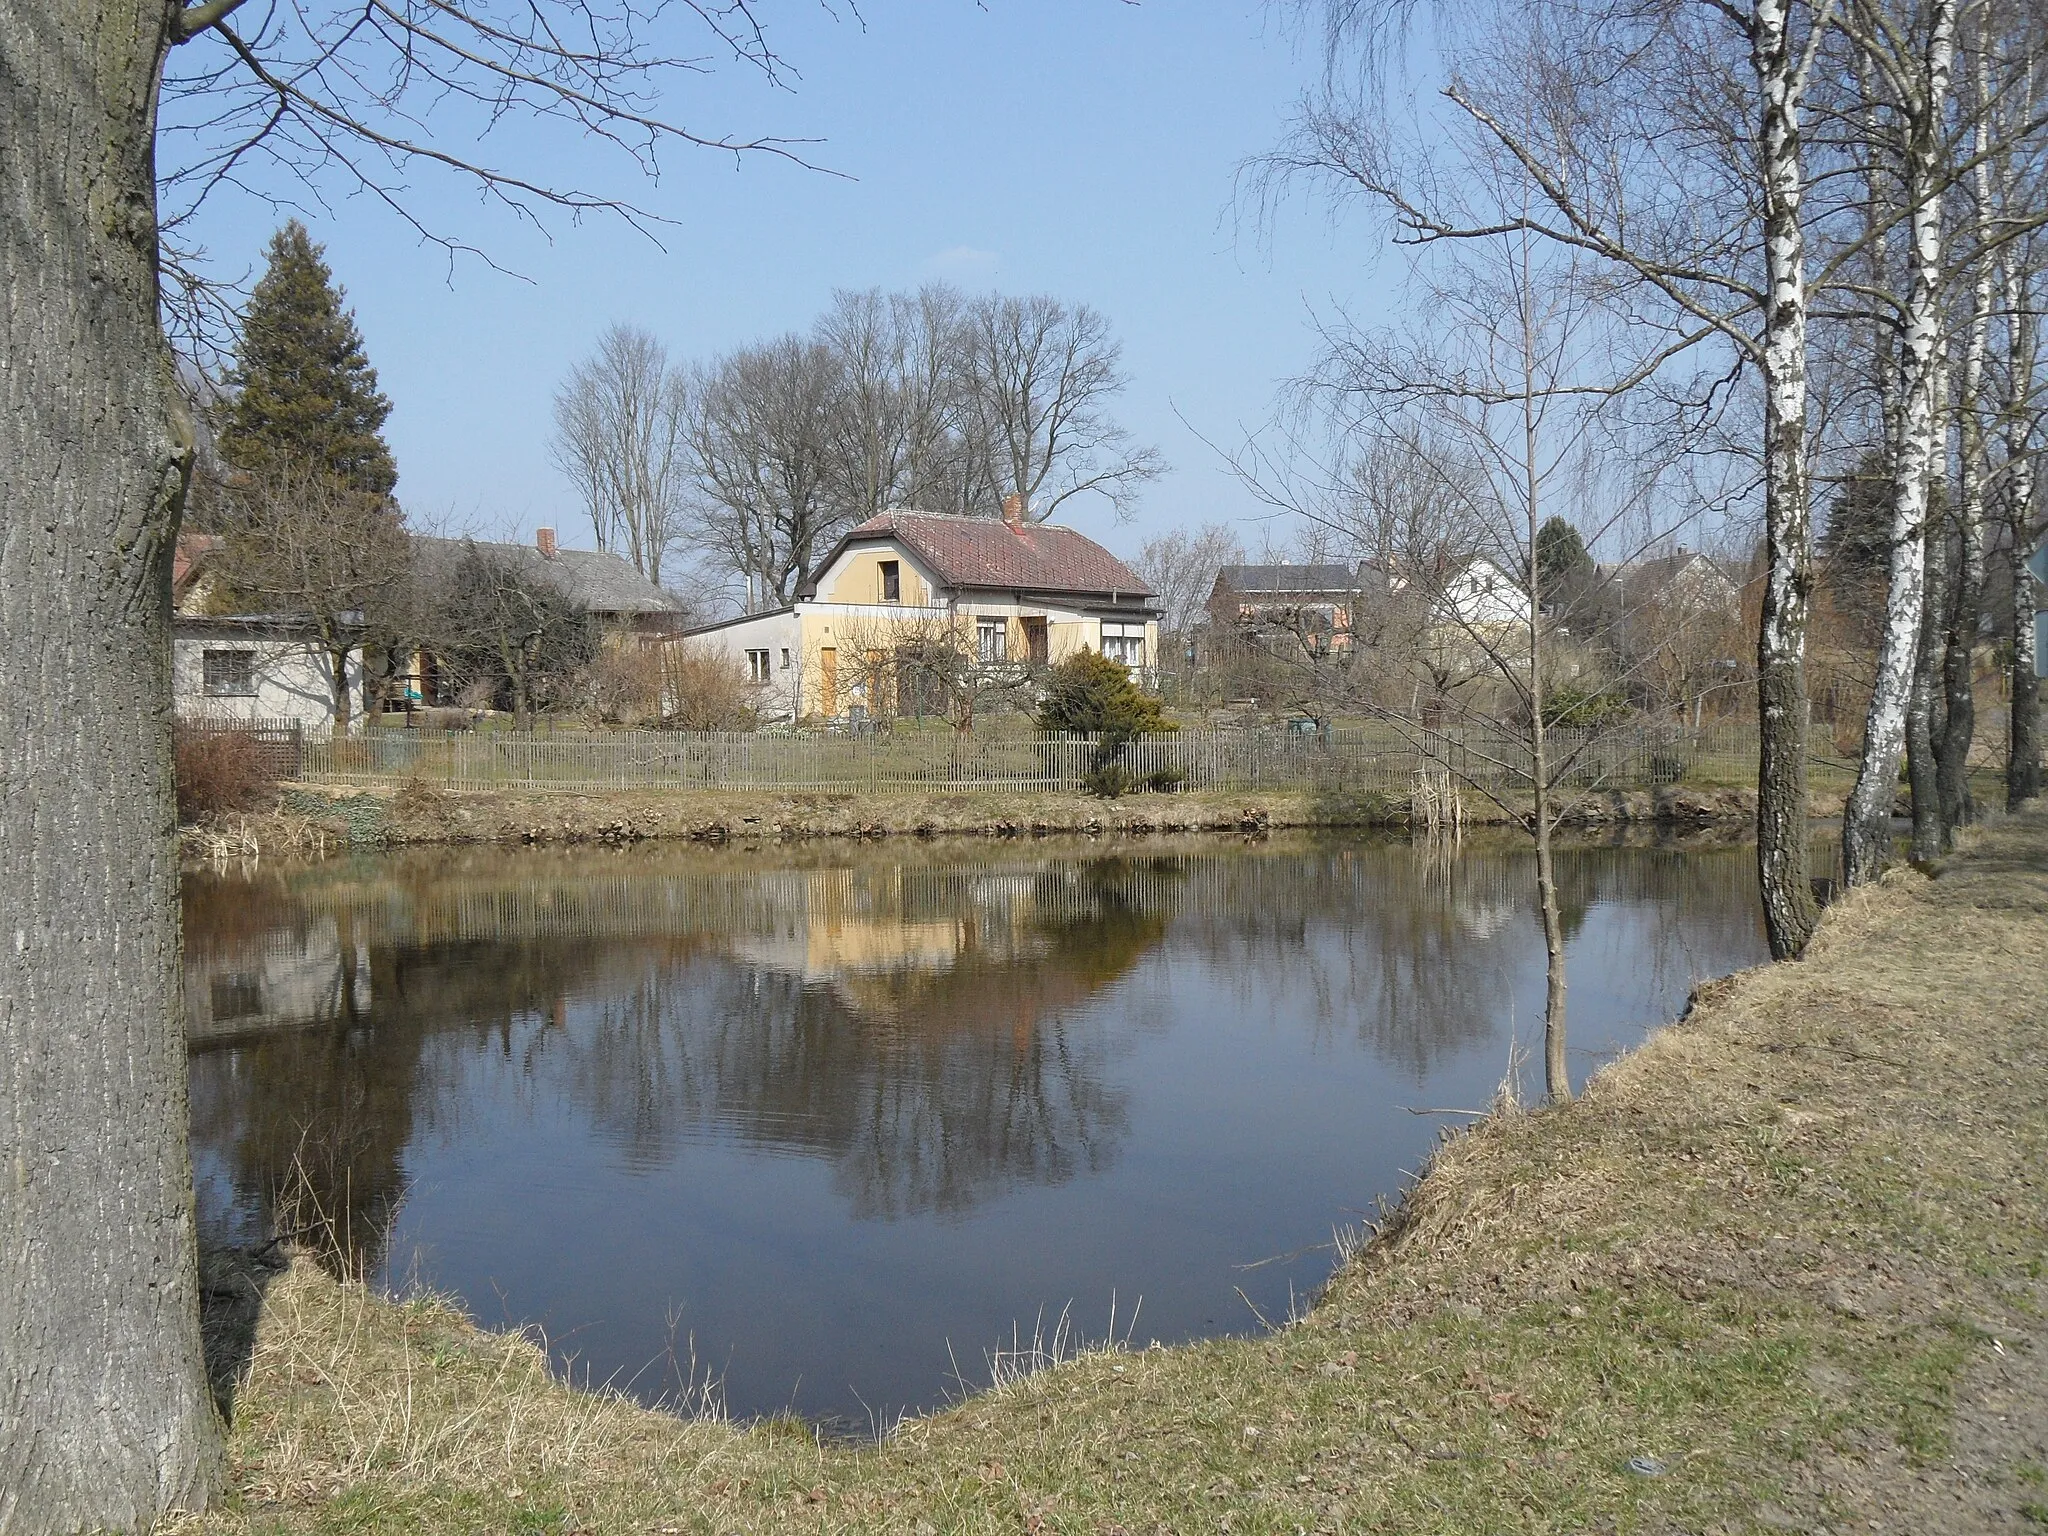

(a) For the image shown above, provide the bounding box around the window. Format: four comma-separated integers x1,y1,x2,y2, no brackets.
976,618,1008,664
745,649,771,684
780,648,793,671
879,560,901,602
1100,622,1146,667
202,649,255,696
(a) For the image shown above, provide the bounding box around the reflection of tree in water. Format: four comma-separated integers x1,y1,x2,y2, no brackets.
1152,835,1763,1078
185,834,1763,1255
187,858,609,1273
553,862,1167,1219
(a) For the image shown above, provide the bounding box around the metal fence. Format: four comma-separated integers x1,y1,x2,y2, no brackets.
295,720,1772,797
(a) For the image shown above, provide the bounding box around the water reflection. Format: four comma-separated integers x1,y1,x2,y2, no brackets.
186,831,1767,1423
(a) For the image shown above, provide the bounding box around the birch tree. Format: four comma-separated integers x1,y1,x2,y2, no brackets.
1840,0,1959,886
1270,0,1842,956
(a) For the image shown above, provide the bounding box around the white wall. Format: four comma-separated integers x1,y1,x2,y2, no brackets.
173,634,362,730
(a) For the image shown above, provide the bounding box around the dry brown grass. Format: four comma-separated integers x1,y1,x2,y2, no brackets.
177,810,2048,1535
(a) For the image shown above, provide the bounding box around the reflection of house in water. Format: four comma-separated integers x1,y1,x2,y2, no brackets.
184,913,371,1044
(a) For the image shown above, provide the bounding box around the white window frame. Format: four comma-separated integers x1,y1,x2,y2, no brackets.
745,648,771,685
976,618,1008,664
879,560,901,603
1099,622,1146,667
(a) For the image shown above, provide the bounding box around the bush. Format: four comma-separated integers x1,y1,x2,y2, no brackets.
659,644,759,731
174,724,280,824
1146,766,1188,793
1082,763,1133,798
1037,649,1175,738
582,643,667,726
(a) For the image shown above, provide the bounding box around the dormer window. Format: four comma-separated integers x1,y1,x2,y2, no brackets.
880,560,901,603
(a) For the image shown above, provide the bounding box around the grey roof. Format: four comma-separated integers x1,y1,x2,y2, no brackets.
415,536,682,617
1214,563,1357,596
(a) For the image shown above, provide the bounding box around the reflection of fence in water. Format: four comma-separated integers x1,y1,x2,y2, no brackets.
299,721,1771,795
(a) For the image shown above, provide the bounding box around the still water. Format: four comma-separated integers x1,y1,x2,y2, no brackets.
185,831,1767,1427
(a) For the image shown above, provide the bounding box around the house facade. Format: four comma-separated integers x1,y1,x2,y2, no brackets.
1208,564,1360,653
683,507,1159,722
173,614,366,729
171,534,366,729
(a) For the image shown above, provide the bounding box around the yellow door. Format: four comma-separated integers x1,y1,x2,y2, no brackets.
819,647,838,718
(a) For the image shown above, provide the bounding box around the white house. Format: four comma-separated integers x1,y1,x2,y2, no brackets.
683,504,1161,722
172,614,366,730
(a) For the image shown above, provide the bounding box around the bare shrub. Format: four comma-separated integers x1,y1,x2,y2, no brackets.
657,644,758,731
583,643,667,726
174,724,280,824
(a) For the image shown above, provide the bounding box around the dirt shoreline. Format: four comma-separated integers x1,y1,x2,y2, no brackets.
184,779,1854,861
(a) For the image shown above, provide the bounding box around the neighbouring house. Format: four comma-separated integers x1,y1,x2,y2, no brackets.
1594,547,1744,615
173,613,369,729
683,502,1160,723
1207,565,1361,655
1364,554,1533,634
390,527,686,708
171,533,368,729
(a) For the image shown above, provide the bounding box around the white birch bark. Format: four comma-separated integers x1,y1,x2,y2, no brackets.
2007,252,2043,806
1844,0,1958,886
1935,59,1994,839
1753,0,1826,955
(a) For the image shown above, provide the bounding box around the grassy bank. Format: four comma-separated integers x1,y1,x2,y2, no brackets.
178,811,2048,1535
185,779,1844,861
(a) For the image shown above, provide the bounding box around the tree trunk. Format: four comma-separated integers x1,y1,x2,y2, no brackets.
1843,0,1955,887
325,626,354,733
2012,457,2042,808
2003,256,2042,809
1936,69,1994,840
1752,0,1822,958
1533,792,1569,1105
1906,519,1946,862
0,0,224,1525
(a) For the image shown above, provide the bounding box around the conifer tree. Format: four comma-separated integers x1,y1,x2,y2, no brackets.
218,221,398,495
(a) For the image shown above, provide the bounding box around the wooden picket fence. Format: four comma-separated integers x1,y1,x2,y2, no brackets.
176,714,308,780
296,720,1768,797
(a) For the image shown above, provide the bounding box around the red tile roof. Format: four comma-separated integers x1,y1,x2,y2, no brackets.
173,533,220,598
822,511,1152,600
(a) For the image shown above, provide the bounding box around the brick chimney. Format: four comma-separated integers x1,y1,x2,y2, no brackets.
1000,494,1025,529
536,526,557,559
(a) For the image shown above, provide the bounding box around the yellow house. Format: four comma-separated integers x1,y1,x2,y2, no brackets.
680,506,1161,722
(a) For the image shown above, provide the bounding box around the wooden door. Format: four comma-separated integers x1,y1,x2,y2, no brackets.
819,647,838,718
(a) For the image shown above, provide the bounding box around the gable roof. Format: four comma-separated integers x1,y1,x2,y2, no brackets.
811,510,1151,600
1214,563,1356,596
414,537,682,617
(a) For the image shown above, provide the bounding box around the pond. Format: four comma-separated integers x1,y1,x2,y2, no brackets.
185,830,1769,1429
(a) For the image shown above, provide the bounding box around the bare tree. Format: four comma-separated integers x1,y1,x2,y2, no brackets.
685,335,850,610
957,294,1165,522
1269,0,1842,957
551,324,691,585
1132,521,1247,662
1840,0,1960,885
201,463,413,727
2,0,820,1509
427,543,600,728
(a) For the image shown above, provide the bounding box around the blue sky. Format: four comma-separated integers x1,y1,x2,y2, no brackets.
177,2,1400,566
